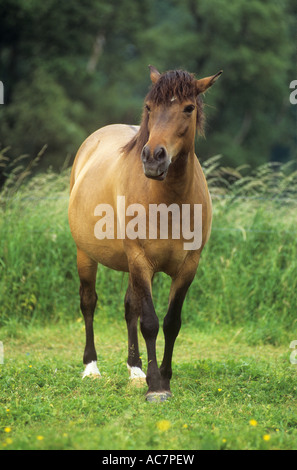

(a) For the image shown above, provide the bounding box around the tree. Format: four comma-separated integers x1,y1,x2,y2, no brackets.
0,0,295,178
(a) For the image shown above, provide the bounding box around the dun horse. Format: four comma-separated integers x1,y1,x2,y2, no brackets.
68,66,222,401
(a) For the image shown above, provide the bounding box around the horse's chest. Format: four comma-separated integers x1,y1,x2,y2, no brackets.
143,239,190,276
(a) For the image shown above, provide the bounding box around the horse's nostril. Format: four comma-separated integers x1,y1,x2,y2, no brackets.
154,146,167,161
141,145,151,163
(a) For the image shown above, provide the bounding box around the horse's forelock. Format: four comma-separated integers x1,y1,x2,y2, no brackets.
147,70,204,134
148,70,196,104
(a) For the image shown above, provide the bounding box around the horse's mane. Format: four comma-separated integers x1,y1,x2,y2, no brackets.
122,69,205,156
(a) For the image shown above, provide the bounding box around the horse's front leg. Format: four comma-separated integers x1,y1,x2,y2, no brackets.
125,279,146,384
128,264,167,401
160,268,198,394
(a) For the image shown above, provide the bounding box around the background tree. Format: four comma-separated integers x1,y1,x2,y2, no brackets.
0,0,295,181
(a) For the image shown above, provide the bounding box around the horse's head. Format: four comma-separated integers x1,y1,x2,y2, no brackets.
141,66,222,180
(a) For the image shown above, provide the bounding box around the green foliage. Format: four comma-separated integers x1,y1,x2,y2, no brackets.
1,68,86,158
0,0,296,175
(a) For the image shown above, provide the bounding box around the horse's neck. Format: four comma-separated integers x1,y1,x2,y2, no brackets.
164,151,195,196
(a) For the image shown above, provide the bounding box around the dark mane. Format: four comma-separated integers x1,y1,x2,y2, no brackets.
122,69,205,156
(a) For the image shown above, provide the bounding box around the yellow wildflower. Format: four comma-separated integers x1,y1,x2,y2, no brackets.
263,434,271,441
156,420,171,431
249,419,257,427
4,427,11,433
36,435,44,441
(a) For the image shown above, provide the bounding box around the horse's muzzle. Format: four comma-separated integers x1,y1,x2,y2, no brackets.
141,144,170,180
143,165,169,180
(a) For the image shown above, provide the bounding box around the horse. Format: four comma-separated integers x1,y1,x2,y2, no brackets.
68,65,222,401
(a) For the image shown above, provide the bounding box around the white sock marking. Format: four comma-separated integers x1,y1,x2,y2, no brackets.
82,361,101,378
127,363,146,379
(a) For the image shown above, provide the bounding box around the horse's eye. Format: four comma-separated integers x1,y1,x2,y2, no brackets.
183,105,195,114
145,104,151,113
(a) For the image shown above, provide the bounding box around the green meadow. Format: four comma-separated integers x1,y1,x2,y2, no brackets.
0,157,297,450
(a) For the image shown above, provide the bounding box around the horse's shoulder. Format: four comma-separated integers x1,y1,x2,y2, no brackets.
70,124,139,189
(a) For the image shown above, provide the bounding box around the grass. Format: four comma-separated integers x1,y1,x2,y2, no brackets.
1,319,297,450
0,155,297,449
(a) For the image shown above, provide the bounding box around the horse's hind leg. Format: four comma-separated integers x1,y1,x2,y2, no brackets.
77,249,100,378
125,280,146,385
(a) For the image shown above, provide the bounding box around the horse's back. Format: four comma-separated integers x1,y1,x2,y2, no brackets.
70,124,139,190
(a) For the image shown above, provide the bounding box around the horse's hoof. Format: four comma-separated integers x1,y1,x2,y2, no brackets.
127,364,146,379
82,361,101,379
129,377,147,388
146,391,172,402
83,373,102,380
127,364,146,387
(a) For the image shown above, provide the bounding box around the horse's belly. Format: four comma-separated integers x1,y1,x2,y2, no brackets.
68,198,129,270
74,231,129,272
89,244,129,272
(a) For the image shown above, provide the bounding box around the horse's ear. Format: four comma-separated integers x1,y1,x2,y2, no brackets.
196,70,223,94
149,65,161,84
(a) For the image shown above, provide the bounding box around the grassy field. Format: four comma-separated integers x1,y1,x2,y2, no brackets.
1,321,297,450
0,157,297,450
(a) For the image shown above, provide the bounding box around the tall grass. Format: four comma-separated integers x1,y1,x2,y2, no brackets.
0,153,296,345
